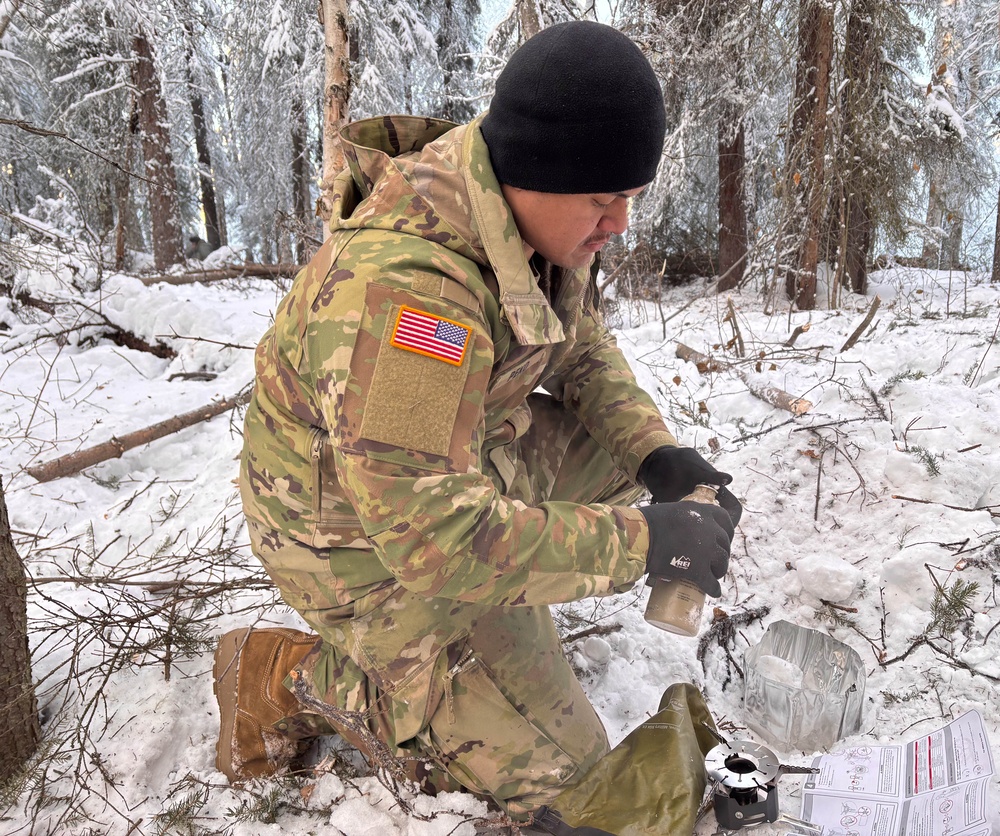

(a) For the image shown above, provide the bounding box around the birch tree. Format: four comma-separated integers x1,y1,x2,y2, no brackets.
318,0,350,229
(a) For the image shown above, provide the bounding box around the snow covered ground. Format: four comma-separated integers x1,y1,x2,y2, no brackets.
1,242,998,835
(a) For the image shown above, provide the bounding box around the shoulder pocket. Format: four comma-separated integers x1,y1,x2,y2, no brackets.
344,283,486,473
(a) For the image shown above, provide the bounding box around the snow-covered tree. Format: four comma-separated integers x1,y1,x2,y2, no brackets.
220,0,325,261
485,0,580,66
611,0,785,287
426,0,482,123
349,1,439,117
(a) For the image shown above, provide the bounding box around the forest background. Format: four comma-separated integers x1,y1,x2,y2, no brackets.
2,0,1000,834
3,0,1000,297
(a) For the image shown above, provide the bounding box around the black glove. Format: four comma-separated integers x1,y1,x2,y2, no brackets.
714,486,743,527
638,446,743,526
639,501,734,597
638,446,731,501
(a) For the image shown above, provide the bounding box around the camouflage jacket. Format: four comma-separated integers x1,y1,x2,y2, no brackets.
241,115,678,611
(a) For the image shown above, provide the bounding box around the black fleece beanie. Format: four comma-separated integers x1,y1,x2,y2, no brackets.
480,21,666,194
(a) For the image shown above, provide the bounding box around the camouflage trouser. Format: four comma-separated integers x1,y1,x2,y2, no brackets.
248,394,644,816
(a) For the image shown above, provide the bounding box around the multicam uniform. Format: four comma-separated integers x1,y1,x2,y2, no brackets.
241,114,678,814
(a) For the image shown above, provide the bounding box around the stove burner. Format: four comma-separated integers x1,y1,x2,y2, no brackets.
702,726,822,833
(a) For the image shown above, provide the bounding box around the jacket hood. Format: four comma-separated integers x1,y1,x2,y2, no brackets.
334,115,565,346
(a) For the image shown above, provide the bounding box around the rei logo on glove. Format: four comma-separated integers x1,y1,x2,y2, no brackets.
670,555,691,570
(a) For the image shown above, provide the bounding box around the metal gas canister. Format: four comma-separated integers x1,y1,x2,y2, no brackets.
643,483,719,636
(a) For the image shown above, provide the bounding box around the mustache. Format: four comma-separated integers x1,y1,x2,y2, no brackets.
585,233,612,246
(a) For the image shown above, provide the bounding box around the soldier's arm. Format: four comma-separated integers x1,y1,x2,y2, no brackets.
306,271,648,607
543,288,677,481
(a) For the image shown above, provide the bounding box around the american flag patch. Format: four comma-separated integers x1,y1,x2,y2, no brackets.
390,306,471,366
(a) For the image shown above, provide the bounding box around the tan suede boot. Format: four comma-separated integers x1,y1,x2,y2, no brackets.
213,626,320,782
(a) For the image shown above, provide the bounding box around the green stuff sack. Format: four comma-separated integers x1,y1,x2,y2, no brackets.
533,683,717,836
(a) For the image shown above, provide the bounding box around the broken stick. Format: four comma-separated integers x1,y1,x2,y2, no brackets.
675,343,812,416
26,389,252,483
839,295,881,353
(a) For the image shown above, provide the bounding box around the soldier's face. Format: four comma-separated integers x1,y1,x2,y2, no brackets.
500,185,645,270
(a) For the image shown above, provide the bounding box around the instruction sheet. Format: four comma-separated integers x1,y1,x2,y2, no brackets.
796,710,994,836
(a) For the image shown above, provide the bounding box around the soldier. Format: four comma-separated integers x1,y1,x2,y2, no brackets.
215,20,741,834
185,235,214,260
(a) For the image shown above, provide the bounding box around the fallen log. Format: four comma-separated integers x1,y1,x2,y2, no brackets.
675,342,727,373
739,372,813,416
138,263,302,286
675,342,812,416
26,389,252,483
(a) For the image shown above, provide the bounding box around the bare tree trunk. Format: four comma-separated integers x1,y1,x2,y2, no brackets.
184,31,222,252
291,94,311,264
993,183,1000,283
0,476,39,784
784,0,833,310
115,108,143,271
843,195,873,294
923,159,965,269
318,0,351,231
717,109,748,292
838,0,879,294
190,88,222,251
132,33,183,270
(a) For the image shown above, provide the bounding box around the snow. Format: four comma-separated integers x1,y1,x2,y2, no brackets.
794,553,862,603
1,253,998,835
755,655,805,689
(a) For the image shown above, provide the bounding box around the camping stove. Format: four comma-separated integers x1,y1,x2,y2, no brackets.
703,726,822,833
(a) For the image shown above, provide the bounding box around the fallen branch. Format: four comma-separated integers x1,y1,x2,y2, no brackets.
676,343,812,415
696,605,770,687
839,295,881,353
288,669,418,807
138,263,301,286
26,389,252,483
6,294,176,358
561,623,622,645
101,325,176,358
820,599,858,613
0,116,153,184
9,212,72,244
892,494,1000,518
880,635,1000,683
28,575,271,593
14,290,57,315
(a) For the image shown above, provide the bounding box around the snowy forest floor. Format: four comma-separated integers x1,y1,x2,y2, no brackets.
1,242,998,835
